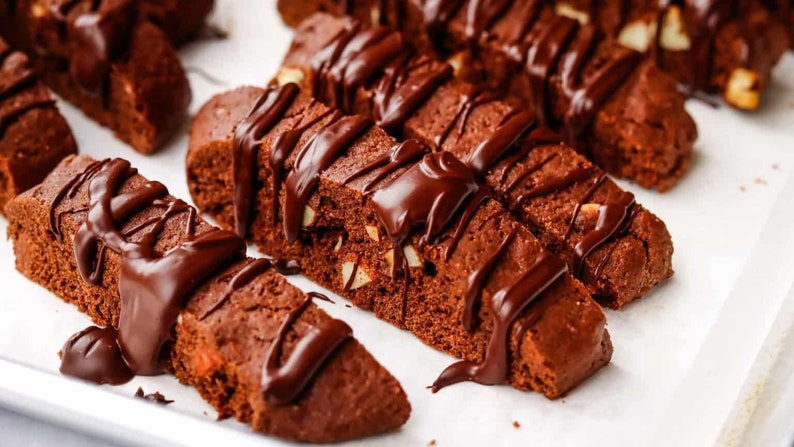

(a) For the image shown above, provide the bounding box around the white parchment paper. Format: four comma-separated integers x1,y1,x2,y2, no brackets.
1,1,793,446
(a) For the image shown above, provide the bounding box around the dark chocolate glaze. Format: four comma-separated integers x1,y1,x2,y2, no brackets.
312,24,405,111
432,250,567,391
572,191,635,277
564,173,607,240
67,2,134,95
517,166,593,203
372,55,453,134
232,83,300,237
466,111,536,176
269,105,335,224
341,139,428,194
462,228,515,333
463,0,512,42
49,159,108,242
60,326,133,385
199,258,278,320
283,114,372,243
371,152,482,249
434,89,496,148
135,387,174,405
262,295,352,406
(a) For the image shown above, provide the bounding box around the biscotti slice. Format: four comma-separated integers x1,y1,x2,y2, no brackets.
0,38,77,213
279,14,674,309
0,0,191,154
4,154,410,443
187,84,612,398
278,10,697,192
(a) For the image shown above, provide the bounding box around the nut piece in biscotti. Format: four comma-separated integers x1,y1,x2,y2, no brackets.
275,7,697,192
187,84,613,399
0,38,77,214
0,0,191,154
4,154,410,443
279,14,674,309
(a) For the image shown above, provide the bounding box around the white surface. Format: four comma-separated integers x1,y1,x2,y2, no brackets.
2,1,794,446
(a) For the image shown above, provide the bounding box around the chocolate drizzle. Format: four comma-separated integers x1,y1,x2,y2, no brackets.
572,191,635,278
59,326,133,385
283,114,372,243
372,55,453,134
461,228,516,333
232,83,300,237
312,23,405,111
262,294,352,406
66,1,134,95
0,48,56,136
466,111,536,176
341,139,428,194
432,250,568,391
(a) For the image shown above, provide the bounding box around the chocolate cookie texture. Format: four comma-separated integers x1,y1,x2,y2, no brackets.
276,8,697,192
5,155,410,443
280,14,674,309
0,0,194,154
0,38,77,213
187,84,613,398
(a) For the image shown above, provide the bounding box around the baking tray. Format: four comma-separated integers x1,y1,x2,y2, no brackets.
1,1,793,445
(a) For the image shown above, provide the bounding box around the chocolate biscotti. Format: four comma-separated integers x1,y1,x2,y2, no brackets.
0,38,77,213
187,84,613,398
279,14,674,309
138,0,215,45
4,154,410,443
278,0,789,110
0,0,192,154
278,10,697,192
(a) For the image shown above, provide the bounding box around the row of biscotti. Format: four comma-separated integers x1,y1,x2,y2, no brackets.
277,0,789,111
4,154,411,443
550,0,789,109
0,36,76,213
277,8,698,192
0,0,214,154
277,13,674,309
187,83,616,398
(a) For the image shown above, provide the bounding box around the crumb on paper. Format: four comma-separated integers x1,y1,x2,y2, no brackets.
740,185,747,192
754,177,768,185
772,163,780,170
428,440,437,446
345,304,352,308
513,420,521,428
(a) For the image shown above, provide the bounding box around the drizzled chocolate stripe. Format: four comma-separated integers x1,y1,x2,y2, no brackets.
432,250,567,391
0,47,56,137
53,157,352,406
232,83,300,237
262,294,352,406
341,139,428,194
283,114,372,242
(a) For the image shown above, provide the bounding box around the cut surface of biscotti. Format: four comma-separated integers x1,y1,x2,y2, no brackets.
4,154,410,443
187,84,613,399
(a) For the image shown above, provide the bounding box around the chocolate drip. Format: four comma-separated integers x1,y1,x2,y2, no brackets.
504,154,556,193
199,258,277,320
572,191,635,277
432,250,567,391
462,228,515,333
372,55,452,134
232,83,300,237
342,255,362,293
565,173,607,240
60,326,133,385
135,387,174,405
62,158,245,377
49,159,108,242
262,295,352,406
307,291,334,303
67,1,134,95
0,97,57,136
312,24,405,111
466,111,536,176
434,89,497,148
341,139,428,194
283,114,372,243
269,106,335,224
371,152,482,248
